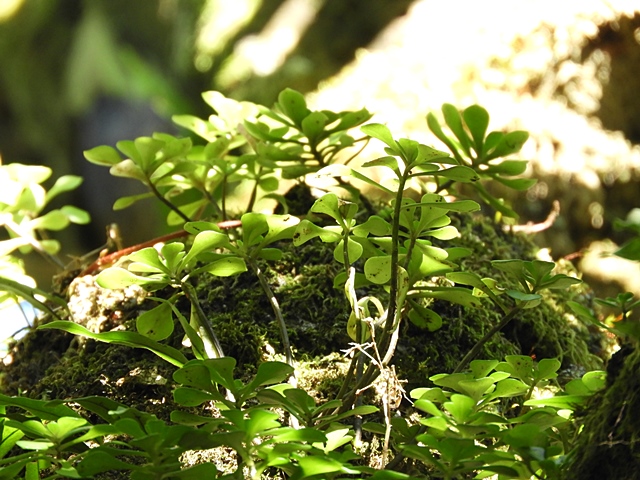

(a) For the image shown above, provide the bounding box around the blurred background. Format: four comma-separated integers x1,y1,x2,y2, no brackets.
0,0,639,304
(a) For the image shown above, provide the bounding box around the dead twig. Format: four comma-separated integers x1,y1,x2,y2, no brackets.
505,200,560,234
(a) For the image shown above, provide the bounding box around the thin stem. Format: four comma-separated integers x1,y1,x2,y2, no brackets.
221,175,228,221
248,258,293,367
453,306,521,373
148,181,191,223
246,164,265,214
337,172,409,412
376,173,408,358
180,279,224,359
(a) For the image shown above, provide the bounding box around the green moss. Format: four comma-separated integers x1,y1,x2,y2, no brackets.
565,345,640,479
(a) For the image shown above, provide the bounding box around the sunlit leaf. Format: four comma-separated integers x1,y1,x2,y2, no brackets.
83,145,122,166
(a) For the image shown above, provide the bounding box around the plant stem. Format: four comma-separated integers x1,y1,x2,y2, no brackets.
248,258,293,368
453,306,521,373
338,173,408,412
148,181,191,223
380,175,407,347
180,280,224,359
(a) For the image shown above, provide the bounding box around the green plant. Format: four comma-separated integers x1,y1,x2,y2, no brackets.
426,104,536,218
364,356,605,480
0,89,600,479
0,162,89,308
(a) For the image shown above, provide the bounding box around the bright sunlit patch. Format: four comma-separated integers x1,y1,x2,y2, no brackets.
0,0,24,22
214,0,320,85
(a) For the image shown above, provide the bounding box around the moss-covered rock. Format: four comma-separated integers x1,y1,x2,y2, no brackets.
0,212,603,404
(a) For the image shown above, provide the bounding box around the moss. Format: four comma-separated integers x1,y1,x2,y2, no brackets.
565,345,640,479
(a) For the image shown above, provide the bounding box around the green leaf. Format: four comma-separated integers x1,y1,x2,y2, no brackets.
257,213,300,246
27,210,69,231
172,114,217,141
109,159,146,182
309,193,357,225
615,237,640,261
469,360,499,379
292,220,341,245
408,303,442,331
524,395,589,409
490,378,529,399
361,123,398,150
364,255,392,285
95,267,166,289
242,361,294,395
174,362,217,395
496,356,533,382
506,290,542,303
203,357,237,391
60,205,91,224
331,108,372,131
581,370,606,392
433,165,479,183
463,105,489,154
301,111,328,144
539,274,582,290
362,156,400,173
443,394,475,423
277,88,310,126
442,104,472,156
45,175,83,203
536,358,561,381
136,302,174,341
333,239,364,264
352,215,392,237
39,321,188,367
412,144,452,166
486,130,529,160
0,394,79,420
201,256,247,277
484,160,528,176
426,112,460,161
457,377,496,403
77,451,135,476
182,230,231,267
83,145,122,166
426,225,460,240
298,456,351,477
127,247,170,274
73,397,129,423
113,192,154,210
491,259,525,278
447,271,488,288
418,286,482,309
259,175,279,192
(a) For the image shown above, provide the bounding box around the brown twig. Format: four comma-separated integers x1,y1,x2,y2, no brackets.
505,200,560,234
79,220,242,276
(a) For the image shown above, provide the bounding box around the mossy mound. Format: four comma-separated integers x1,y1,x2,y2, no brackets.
0,212,603,406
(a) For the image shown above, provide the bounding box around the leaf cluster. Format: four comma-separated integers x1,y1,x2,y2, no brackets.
0,89,607,479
